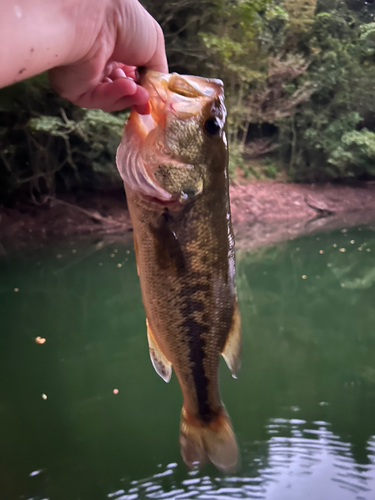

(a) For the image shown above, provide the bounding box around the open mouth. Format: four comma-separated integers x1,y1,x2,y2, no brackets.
122,71,222,205
135,71,218,137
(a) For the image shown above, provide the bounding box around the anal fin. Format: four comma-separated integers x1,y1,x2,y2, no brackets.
222,301,241,378
146,319,172,383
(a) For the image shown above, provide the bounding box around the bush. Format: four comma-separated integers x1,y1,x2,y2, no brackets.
0,76,126,204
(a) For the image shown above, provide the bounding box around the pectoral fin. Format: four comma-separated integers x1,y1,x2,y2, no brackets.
222,302,242,379
146,319,172,383
151,211,186,275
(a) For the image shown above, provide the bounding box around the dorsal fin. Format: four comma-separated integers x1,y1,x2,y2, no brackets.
146,319,172,383
221,301,241,378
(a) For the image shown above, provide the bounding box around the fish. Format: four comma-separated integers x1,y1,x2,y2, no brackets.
116,70,241,472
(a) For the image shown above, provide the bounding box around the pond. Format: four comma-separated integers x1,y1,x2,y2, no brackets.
1,225,375,500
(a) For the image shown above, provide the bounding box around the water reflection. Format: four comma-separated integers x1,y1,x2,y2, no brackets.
107,419,375,499
0,225,375,499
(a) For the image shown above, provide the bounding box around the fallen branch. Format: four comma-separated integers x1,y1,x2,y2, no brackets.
44,196,126,227
304,196,335,218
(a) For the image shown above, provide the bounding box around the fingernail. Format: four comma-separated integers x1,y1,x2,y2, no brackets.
113,68,126,79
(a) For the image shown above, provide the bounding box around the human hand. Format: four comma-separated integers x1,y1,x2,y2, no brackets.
49,0,167,113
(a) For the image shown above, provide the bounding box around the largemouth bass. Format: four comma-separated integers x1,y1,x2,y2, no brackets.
116,71,241,472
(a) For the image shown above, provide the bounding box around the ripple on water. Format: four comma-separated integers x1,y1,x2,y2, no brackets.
107,421,375,500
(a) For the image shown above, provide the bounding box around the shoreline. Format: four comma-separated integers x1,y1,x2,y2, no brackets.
1,181,375,252
230,181,375,249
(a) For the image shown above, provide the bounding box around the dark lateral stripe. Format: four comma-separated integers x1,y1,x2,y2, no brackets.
182,282,210,296
180,295,213,423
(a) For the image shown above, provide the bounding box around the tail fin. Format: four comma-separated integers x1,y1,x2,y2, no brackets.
179,408,239,472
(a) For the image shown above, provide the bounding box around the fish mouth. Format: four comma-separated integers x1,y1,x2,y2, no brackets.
117,71,224,205
138,70,223,126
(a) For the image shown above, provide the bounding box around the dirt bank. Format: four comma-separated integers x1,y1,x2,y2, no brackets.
1,181,375,251
230,181,375,249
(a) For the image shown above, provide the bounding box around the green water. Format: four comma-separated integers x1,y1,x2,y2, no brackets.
1,226,375,500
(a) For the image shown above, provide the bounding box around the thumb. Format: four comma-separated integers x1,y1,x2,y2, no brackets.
112,0,168,73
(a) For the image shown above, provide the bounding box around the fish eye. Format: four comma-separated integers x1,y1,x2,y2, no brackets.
204,117,221,136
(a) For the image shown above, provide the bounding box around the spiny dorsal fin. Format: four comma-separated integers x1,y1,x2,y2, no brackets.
221,301,241,378
146,319,172,383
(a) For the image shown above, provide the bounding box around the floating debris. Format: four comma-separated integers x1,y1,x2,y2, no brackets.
341,283,346,288
99,263,103,266
117,263,122,268
366,248,371,252
339,248,346,253
296,247,300,252
333,244,338,248
113,389,119,395
319,250,324,255
358,247,363,251
13,288,19,293
72,249,77,254
56,254,62,259
114,249,118,254
126,250,131,254
341,229,348,233
110,253,115,258
302,275,308,280
42,394,47,400
35,336,46,345
350,240,355,245
316,237,320,241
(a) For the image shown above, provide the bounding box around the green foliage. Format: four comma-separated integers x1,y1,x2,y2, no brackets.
205,0,375,182
263,159,279,179
2,0,375,204
0,78,126,203
197,0,315,167
284,0,317,34
280,1,375,181
228,141,246,178
331,129,375,175
359,23,375,56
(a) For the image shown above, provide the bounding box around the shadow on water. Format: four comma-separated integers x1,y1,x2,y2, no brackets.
0,225,375,499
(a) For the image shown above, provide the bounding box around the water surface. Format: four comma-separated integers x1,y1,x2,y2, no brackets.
0,226,375,500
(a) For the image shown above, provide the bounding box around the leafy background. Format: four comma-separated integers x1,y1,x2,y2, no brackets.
1,0,375,204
